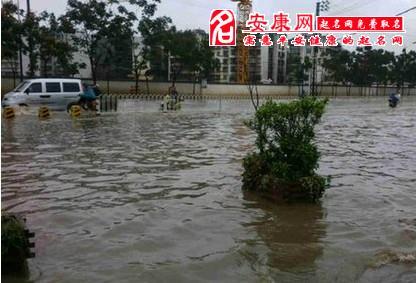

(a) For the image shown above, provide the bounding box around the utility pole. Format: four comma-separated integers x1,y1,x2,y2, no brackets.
311,0,330,96
17,0,24,81
26,0,35,77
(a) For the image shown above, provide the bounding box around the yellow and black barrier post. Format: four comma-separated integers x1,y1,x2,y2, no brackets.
38,106,50,119
3,106,15,119
70,105,81,118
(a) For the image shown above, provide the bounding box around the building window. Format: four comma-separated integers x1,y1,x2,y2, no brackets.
45,82,61,93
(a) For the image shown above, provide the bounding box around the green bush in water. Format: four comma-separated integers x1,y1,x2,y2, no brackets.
242,97,329,202
2,214,30,274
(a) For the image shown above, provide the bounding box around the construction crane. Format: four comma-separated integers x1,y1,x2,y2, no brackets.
232,0,252,83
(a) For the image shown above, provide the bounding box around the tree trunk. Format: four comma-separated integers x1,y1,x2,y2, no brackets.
172,70,176,88
192,72,196,96
42,59,48,78
90,57,97,84
12,71,16,88
145,76,150,95
28,54,36,77
135,69,139,95
28,38,36,77
106,71,110,95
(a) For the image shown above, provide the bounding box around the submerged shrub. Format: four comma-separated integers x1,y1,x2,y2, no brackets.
2,214,31,274
242,97,329,202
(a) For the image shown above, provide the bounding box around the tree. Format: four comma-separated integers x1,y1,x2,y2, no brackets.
22,11,85,77
132,39,149,95
369,49,394,94
407,51,416,88
96,37,116,94
321,46,416,94
139,18,219,89
175,29,218,93
138,16,174,81
63,0,159,83
37,12,78,77
287,53,311,96
1,2,25,84
166,29,218,92
22,10,41,77
389,49,416,90
322,47,353,85
98,12,136,80
197,32,220,81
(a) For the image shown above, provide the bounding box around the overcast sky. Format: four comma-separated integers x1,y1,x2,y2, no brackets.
13,0,416,51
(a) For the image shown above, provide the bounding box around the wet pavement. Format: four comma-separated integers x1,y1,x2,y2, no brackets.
2,97,416,282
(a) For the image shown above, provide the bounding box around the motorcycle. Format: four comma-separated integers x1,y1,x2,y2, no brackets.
67,85,102,114
388,93,400,108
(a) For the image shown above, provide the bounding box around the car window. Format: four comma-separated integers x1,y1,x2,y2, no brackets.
45,82,61,93
15,81,30,92
27,83,42,93
63,83,80,92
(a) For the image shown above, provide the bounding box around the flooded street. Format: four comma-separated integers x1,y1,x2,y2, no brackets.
2,98,416,282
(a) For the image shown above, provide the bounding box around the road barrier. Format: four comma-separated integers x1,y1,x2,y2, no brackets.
112,94,286,101
70,105,82,118
38,106,50,119
3,106,15,119
99,95,118,112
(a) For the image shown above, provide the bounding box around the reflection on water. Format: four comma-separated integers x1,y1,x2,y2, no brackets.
2,98,416,282
243,191,325,275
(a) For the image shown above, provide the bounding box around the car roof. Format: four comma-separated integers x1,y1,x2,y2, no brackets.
27,78,81,83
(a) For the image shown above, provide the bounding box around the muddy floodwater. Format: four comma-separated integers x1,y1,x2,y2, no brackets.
2,98,416,282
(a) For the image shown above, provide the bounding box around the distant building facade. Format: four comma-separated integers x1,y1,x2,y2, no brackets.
212,46,264,83
211,34,329,85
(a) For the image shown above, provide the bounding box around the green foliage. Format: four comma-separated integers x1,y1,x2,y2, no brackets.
390,49,416,88
287,54,311,84
242,97,329,202
322,46,416,88
138,17,219,82
322,46,353,85
36,12,82,77
1,2,25,77
2,214,30,273
64,0,159,82
1,2,24,61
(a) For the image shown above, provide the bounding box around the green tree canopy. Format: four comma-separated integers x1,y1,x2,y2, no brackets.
63,0,160,82
138,17,219,82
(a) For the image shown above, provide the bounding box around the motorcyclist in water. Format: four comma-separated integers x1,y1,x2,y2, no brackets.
80,84,101,112
388,87,401,108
